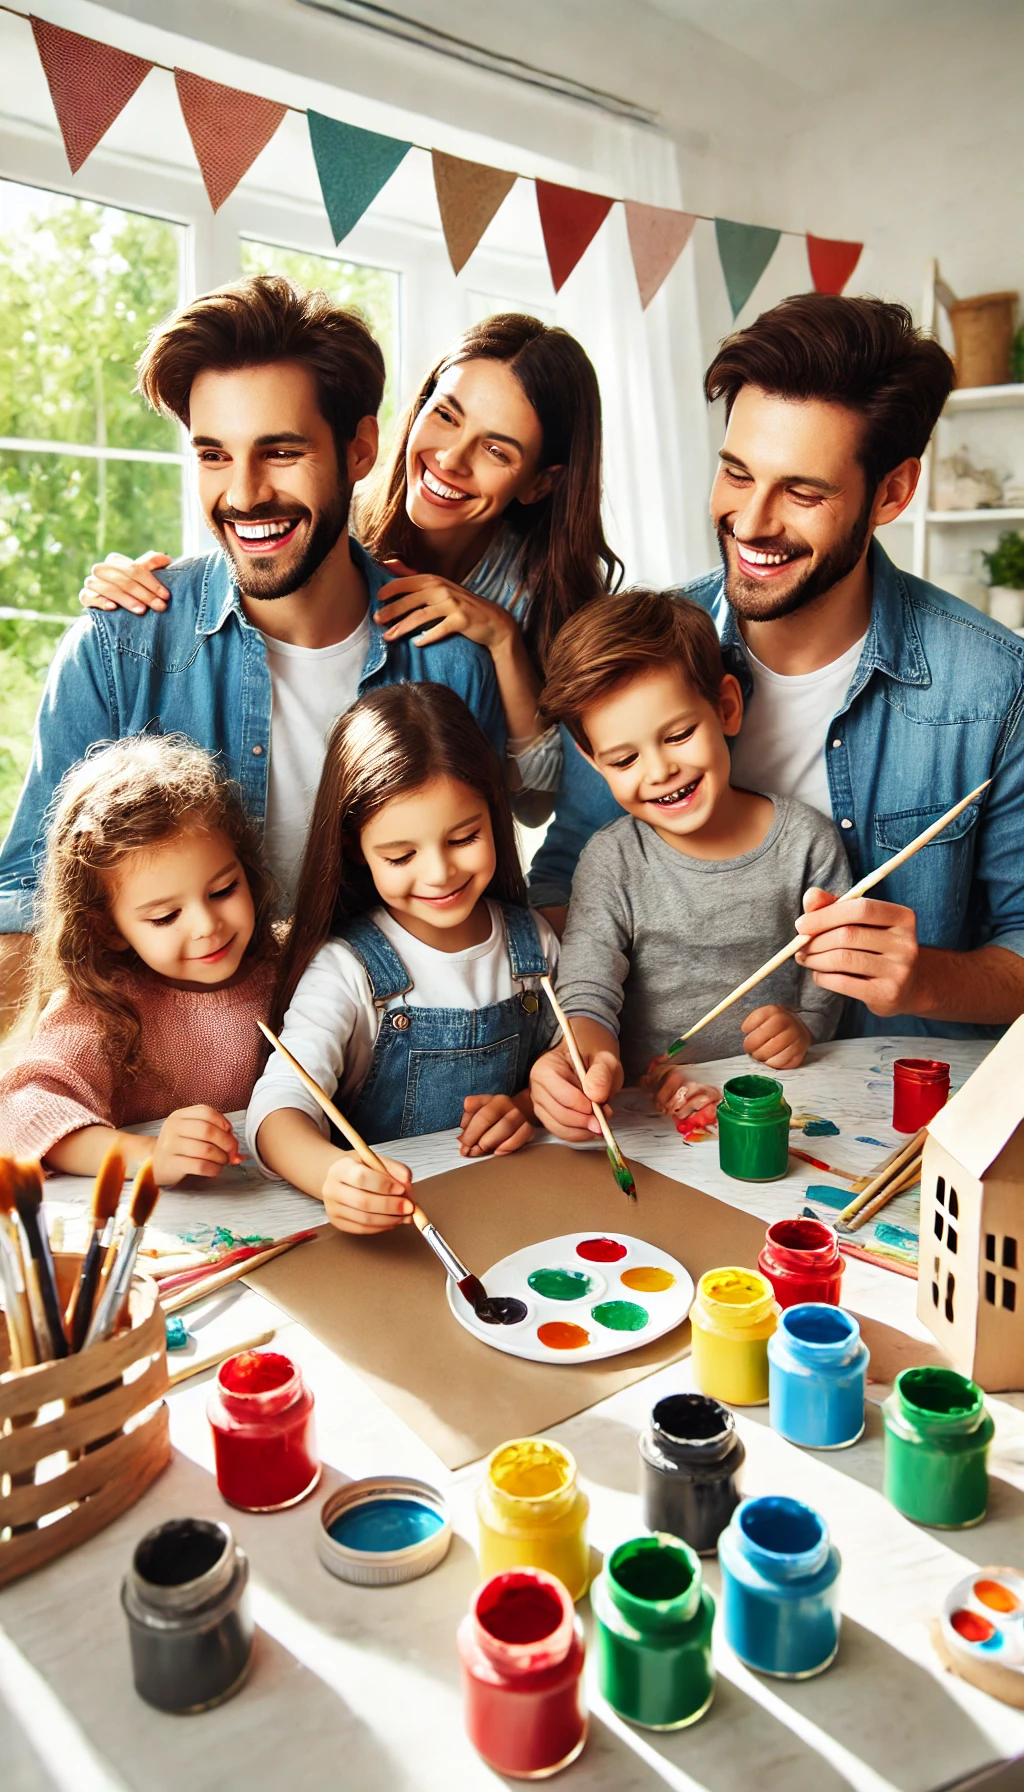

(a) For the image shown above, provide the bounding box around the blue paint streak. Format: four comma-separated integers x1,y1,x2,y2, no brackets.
874,1221,918,1249
804,1184,849,1210
856,1136,887,1148
328,1498,444,1553
803,1119,839,1137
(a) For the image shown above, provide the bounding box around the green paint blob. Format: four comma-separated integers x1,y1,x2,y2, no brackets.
591,1299,649,1332
527,1267,594,1301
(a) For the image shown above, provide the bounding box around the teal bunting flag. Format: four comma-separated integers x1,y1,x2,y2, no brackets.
308,111,411,245
714,218,781,318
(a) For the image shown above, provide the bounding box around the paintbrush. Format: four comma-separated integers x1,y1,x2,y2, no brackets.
153,1234,311,1295
788,1146,859,1181
66,1146,125,1351
838,1127,927,1225
539,976,636,1202
11,1160,67,1361
666,781,991,1058
83,1162,160,1348
843,1154,923,1232
168,1328,277,1388
0,1159,36,1370
159,1233,315,1313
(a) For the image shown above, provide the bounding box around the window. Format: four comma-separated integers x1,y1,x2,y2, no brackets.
1004,1279,1017,1313
985,1271,997,1304
936,1177,945,1208
934,1209,943,1239
932,1255,940,1307
1004,1236,1018,1271
986,1233,997,1261
949,1187,959,1219
947,1225,957,1255
945,1272,955,1323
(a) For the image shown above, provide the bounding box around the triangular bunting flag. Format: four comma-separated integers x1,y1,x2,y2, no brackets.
535,182,615,293
715,218,781,319
432,152,517,276
31,17,152,174
175,71,286,213
807,233,863,295
308,112,411,246
624,202,697,309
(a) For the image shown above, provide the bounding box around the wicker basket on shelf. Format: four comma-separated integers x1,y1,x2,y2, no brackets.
0,1253,170,1586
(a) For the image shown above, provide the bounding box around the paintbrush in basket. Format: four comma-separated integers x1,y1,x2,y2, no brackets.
66,1146,125,1351
665,781,991,1059
83,1161,160,1348
0,1159,36,1369
539,976,636,1202
256,1021,522,1323
12,1160,67,1361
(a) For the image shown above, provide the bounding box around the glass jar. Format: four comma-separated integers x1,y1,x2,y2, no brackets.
718,1496,841,1679
758,1217,844,1309
207,1350,320,1512
717,1075,791,1182
882,1366,994,1528
768,1304,869,1449
121,1517,253,1713
591,1534,715,1730
457,1567,587,1778
892,1057,950,1132
690,1267,779,1406
477,1438,590,1600
638,1392,745,1553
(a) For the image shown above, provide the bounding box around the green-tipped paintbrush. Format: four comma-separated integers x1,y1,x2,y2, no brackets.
539,976,636,1202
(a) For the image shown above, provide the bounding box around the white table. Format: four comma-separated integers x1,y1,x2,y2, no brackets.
4,1038,1024,1792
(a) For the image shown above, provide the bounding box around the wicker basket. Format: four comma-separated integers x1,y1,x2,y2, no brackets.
0,1254,170,1586
949,291,1017,388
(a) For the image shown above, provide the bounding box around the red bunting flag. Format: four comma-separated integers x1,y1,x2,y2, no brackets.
624,202,697,309
807,234,863,295
31,16,152,174
175,70,287,213
535,181,614,293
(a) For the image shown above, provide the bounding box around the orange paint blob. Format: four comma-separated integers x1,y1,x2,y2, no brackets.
974,1579,1019,1613
950,1609,996,1644
537,1321,590,1351
620,1266,676,1294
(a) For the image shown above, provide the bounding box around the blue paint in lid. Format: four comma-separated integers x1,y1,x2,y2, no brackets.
327,1497,445,1554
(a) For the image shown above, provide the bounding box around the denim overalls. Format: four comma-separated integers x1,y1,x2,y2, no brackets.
342,905,556,1143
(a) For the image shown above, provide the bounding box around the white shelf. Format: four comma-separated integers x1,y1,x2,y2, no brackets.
926,508,1024,524
945,383,1024,412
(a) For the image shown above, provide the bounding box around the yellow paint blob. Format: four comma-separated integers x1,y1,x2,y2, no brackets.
689,1265,779,1406
620,1265,676,1294
477,1437,591,1599
490,1439,570,1500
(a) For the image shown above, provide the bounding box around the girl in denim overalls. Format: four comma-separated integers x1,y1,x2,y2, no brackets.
248,683,558,1235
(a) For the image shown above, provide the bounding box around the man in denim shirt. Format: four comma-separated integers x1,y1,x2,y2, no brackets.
532,294,1024,1040
0,277,503,1018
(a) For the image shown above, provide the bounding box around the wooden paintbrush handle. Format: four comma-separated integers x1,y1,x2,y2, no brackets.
258,1021,391,1174
539,975,614,1146
839,1128,926,1222
845,1156,923,1232
159,1233,314,1314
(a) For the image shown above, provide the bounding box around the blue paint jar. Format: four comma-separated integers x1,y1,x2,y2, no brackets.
718,1496,841,1679
768,1304,869,1450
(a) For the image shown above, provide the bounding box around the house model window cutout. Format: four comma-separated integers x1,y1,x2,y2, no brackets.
917,1013,1024,1393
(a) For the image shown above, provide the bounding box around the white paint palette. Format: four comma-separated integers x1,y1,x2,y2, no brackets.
941,1567,1024,1670
447,1232,693,1364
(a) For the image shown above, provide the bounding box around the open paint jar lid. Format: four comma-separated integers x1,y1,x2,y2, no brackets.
317,1475,452,1586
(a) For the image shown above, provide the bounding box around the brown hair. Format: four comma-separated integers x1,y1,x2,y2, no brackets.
32,736,278,1077
137,273,385,463
358,314,622,669
705,294,955,491
274,683,526,1027
540,587,726,752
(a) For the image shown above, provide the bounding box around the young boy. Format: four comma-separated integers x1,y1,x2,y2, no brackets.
529,588,851,1141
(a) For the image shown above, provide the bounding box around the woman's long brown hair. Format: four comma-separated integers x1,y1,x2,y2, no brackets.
31,735,277,1077
273,682,526,1028
358,314,622,670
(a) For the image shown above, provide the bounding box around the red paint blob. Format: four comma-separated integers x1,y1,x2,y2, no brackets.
220,1350,295,1395
951,1609,996,1644
479,1585,564,1645
576,1237,627,1263
538,1321,590,1350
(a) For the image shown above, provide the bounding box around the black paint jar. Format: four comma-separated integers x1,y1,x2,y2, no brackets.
639,1393,745,1554
122,1517,254,1713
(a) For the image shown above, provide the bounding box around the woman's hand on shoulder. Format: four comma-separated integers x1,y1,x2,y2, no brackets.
458,1092,535,1157
375,562,516,656
153,1106,240,1185
79,550,172,615
321,1151,414,1234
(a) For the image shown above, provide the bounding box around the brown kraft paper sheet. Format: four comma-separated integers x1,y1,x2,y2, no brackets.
249,1144,944,1470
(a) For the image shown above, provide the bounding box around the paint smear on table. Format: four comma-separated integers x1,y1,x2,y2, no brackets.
576,1238,626,1263
975,1579,1020,1614
620,1266,676,1294
951,1609,1000,1648
538,1321,590,1350
591,1300,648,1333
857,1136,887,1148
328,1498,444,1553
803,1119,840,1137
804,1184,849,1210
528,1268,594,1302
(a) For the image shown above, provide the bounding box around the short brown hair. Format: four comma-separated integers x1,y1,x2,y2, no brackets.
137,273,385,461
540,588,726,752
705,294,954,491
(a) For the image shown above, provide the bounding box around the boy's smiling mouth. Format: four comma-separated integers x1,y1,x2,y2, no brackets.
646,775,704,811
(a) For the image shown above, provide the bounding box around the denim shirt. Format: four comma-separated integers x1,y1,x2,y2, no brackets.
530,543,1024,1040
0,539,505,930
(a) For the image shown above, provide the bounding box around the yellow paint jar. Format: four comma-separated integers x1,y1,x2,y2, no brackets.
690,1268,779,1407
476,1438,591,1599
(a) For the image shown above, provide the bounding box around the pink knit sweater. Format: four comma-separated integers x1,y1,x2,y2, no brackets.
0,958,276,1164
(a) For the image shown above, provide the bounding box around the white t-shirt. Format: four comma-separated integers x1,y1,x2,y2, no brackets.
261,615,370,900
246,901,559,1165
728,631,867,817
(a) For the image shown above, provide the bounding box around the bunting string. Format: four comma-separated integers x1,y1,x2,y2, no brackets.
6,5,863,311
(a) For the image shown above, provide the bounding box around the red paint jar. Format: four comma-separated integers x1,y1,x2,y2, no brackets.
207,1350,320,1512
892,1058,950,1133
758,1218,844,1310
457,1568,587,1779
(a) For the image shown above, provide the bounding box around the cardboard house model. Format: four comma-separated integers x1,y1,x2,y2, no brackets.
917,1014,1024,1392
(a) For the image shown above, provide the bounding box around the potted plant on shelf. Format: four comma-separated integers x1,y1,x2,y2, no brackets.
982,532,1024,629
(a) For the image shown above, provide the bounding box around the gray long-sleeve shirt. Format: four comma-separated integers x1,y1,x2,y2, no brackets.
555,796,851,1076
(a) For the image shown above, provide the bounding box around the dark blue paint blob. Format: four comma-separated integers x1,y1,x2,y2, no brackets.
328,1498,444,1553
803,1119,839,1137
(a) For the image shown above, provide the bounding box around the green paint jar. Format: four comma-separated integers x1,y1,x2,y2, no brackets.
717,1076,792,1182
591,1534,715,1730
882,1367,995,1529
